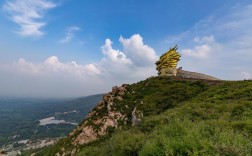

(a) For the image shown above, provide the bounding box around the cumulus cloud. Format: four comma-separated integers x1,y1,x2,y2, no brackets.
119,34,158,66
101,39,132,65
59,26,81,43
14,56,100,77
17,58,43,75
1,34,158,97
182,35,220,59
3,0,56,37
100,35,158,78
182,45,211,59
0,56,103,97
13,34,156,79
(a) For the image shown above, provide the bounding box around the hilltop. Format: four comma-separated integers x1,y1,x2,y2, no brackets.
26,76,252,156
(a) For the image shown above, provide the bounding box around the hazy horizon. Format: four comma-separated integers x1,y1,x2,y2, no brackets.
1,0,252,97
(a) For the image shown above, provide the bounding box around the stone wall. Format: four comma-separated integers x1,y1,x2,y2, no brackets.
177,69,220,80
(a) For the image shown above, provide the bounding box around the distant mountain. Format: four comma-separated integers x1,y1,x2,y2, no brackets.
37,76,252,156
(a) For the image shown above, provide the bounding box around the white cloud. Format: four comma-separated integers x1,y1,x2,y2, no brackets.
182,35,220,59
165,3,252,80
3,0,56,37
119,34,158,66
182,44,211,59
100,35,158,78
14,56,100,77
101,39,132,65
13,34,156,80
17,58,42,74
59,26,81,43
193,35,215,44
1,34,158,97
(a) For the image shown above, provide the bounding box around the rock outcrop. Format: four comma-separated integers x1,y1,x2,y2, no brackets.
58,84,135,155
73,85,129,143
132,107,143,126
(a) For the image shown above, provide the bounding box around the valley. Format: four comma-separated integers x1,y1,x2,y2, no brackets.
0,95,103,154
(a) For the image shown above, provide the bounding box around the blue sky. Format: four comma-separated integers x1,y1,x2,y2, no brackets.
0,0,252,97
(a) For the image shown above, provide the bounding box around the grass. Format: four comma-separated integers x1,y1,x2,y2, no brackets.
29,77,252,156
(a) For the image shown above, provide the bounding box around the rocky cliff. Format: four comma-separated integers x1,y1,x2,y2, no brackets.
55,84,145,156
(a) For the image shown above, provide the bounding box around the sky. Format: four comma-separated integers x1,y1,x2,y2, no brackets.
0,0,252,98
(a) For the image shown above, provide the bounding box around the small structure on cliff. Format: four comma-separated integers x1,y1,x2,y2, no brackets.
156,45,220,80
155,45,181,76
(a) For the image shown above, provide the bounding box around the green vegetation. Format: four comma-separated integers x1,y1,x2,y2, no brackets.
0,94,103,146
31,77,252,156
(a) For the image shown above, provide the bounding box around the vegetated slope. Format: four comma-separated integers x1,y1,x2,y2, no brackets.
40,77,252,156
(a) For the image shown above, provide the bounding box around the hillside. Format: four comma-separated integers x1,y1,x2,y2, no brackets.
25,76,252,156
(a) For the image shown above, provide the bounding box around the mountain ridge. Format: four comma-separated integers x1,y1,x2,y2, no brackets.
24,75,252,156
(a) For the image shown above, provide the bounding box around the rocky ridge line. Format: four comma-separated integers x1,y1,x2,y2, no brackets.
57,84,141,155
